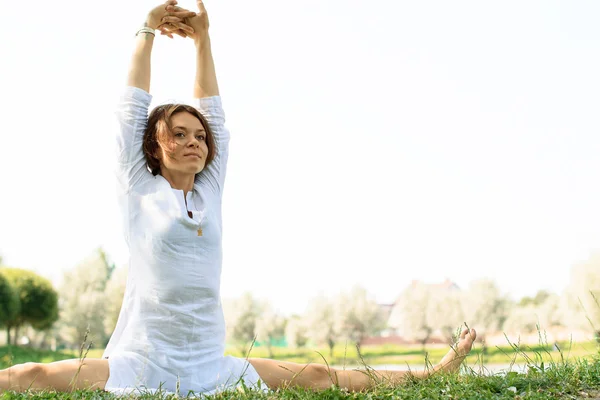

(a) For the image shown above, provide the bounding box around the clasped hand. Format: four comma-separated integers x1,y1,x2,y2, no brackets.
146,0,209,41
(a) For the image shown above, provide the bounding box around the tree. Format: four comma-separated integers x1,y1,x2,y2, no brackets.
285,315,309,349
104,266,128,337
461,279,509,352
57,249,114,348
304,294,341,358
335,286,387,351
518,290,552,307
223,292,261,355
427,289,465,344
1,268,59,345
255,301,286,358
388,282,433,350
0,271,20,343
563,253,600,342
502,304,539,335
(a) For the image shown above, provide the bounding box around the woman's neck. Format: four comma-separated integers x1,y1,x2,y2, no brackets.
160,170,195,196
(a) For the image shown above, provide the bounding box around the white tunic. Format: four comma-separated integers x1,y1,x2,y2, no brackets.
102,86,264,396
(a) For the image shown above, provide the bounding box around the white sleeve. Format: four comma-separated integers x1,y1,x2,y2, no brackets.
115,86,153,192
193,96,230,196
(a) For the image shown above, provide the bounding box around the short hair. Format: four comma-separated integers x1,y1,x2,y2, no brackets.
143,104,217,176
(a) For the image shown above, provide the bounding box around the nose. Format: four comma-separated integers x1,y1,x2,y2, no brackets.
188,137,200,147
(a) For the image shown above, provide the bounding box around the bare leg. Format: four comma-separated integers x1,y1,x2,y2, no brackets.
248,328,477,392
0,358,109,393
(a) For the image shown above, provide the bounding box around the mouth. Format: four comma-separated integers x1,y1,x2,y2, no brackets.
184,154,202,159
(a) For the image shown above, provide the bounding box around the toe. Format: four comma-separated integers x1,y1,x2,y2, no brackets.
469,328,477,341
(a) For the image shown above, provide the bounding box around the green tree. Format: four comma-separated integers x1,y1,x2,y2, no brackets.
0,272,20,343
1,268,59,345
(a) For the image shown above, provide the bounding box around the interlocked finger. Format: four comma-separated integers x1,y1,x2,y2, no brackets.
158,23,190,38
165,10,196,19
161,16,186,24
168,22,194,33
165,5,196,17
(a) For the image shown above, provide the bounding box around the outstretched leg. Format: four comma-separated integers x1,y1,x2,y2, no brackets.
248,328,477,392
0,358,109,393
435,328,477,373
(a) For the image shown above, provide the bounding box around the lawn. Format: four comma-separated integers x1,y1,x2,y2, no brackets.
0,341,599,399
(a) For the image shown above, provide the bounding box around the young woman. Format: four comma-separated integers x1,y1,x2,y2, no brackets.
0,0,476,395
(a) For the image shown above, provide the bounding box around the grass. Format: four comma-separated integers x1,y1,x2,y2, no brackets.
1,337,599,399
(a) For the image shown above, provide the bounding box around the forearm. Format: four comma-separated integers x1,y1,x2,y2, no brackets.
127,30,155,92
193,33,219,98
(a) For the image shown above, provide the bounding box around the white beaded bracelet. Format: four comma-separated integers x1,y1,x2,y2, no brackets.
136,27,156,37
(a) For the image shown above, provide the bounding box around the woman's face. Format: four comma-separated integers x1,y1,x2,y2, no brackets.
155,111,208,176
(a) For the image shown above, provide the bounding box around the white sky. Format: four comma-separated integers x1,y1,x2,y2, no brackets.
1,0,599,316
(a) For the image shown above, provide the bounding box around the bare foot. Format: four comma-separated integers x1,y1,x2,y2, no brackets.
436,328,477,373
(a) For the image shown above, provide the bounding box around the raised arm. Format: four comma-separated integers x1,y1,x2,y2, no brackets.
172,0,226,193
188,2,219,98
128,0,196,92
115,1,196,192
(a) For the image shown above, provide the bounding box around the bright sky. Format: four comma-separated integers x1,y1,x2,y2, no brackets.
1,0,599,316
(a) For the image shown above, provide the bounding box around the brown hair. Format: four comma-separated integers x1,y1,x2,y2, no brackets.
143,104,217,176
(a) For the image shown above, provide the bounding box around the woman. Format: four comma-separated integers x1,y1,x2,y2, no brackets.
0,0,476,395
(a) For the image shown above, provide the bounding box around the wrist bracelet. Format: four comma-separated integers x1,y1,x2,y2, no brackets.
136,27,156,37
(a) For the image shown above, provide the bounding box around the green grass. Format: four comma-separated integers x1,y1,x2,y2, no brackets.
3,340,596,370
221,340,599,367
1,341,599,399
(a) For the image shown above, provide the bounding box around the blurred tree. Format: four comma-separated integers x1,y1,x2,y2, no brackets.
335,286,387,352
388,282,433,350
223,292,261,355
1,268,59,345
285,314,309,349
504,292,562,336
103,266,128,337
304,294,341,358
461,279,509,353
563,253,600,343
255,301,286,358
0,271,20,343
57,248,114,348
518,290,552,307
427,289,464,344
502,305,539,334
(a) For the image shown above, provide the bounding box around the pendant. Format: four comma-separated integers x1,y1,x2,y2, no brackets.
197,228,203,236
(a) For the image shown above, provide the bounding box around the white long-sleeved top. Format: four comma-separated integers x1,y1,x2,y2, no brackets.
102,86,263,396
